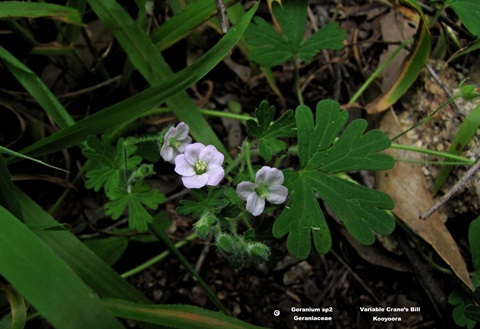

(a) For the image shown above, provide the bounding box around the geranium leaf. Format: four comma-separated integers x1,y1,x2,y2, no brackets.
307,172,395,244
105,183,165,232
246,101,296,139
273,100,395,258
297,22,346,63
83,136,141,195
273,175,331,259
245,1,346,67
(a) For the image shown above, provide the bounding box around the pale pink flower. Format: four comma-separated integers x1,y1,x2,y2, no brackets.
160,122,192,163
236,166,288,216
174,143,224,188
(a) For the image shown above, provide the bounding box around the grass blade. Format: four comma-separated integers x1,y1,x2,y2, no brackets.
433,103,480,194
0,154,22,220
15,188,150,304
102,298,266,329
9,4,258,162
0,284,26,329
0,46,75,129
365,18,431,113
0,207,124,329
0,1,82,25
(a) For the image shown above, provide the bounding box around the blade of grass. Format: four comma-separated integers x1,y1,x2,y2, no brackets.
0,1,82,25
151,0,237,51
0,207,124,329
8,4,257,163
0,284,26,329
0,154,22,220
364,18,431,113
0,46,75,129
0,145,68,172
86,0,257,159
15,188,151,304
433,103,480,194
102,298,266,329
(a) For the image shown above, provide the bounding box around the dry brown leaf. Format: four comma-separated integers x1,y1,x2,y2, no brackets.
378,9,418,92
375,109,473,289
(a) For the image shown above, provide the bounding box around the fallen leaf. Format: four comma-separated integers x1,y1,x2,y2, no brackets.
375,109,473,289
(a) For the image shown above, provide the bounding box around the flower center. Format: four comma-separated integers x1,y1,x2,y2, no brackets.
255,183,269,198
168,138,181,149
194,160,207,174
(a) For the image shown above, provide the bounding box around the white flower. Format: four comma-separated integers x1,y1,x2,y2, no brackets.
160,122,192,163
174,143,225,188
236,166,288,216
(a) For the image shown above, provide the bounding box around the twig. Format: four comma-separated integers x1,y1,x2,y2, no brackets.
215,0,229,34
420,158,480,220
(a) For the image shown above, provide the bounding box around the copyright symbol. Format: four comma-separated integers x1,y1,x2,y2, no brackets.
273,310,280,316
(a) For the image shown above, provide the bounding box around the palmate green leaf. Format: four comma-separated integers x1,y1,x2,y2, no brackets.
177,188,227,218
83,136,141,195
246,101,295,161
445,0,480,37
246,101,296,139
273,100,394,258
105,183,165,232
245,1,345,67
258,138,287,162
273,175,331,258
297,22,347,63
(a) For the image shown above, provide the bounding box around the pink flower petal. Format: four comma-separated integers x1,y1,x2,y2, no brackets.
206,164,224,186
174,155,195,176
184,143,205,165
160,143,174,162
200,145,224,165
266,185,288,204
255,166,284,186
236,182,256,200
246,193,265,216
182,174,209,189
175,122,190,140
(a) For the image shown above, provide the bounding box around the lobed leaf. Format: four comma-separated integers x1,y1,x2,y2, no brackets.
273,100,394,257
445,0,480,37
272,0,307,50
105,183,165,232
246,101,296,139
297,22,346,63
245,1,345,67
308,172,395,244
83,136,141,195
273,175,331,258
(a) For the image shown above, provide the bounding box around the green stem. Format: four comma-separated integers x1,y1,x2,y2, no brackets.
349,38,414,104
391,96,460,141
148,221,230,315
293,59,304,105
121,233,197,279
391,143,474,164
198,109,253,122
243,140,255,181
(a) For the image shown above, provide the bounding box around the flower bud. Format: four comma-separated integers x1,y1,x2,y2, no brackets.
194,212,217,239
247,242,270,262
